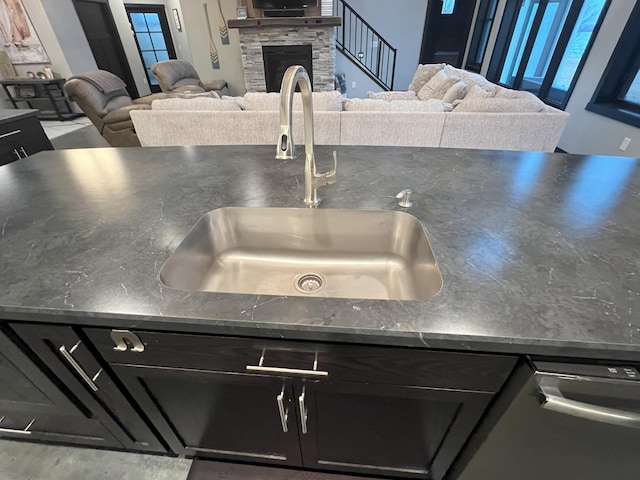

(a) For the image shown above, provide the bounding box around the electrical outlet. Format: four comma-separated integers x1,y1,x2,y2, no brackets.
351,81,356,88
620,137,631,151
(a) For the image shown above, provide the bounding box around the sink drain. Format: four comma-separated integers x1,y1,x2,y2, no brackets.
296,274,324,294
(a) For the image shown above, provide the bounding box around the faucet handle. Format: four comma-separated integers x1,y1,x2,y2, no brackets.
325,151,338,185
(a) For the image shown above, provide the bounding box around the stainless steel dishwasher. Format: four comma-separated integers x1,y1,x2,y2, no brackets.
456,361,640,480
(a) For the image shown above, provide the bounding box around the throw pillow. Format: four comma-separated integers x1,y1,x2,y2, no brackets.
366,91,417,101
453,98,547,113
461,84,496,101
408,63,446,93
151,98,242,111
417,69,462,100
441,81,467,103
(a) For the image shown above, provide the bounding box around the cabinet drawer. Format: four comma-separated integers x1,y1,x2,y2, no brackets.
0,408,121,448
86,329,516,392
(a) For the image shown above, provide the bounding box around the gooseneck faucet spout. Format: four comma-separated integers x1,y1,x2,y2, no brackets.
276,65,337,207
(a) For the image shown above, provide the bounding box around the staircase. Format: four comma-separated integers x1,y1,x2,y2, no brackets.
333,0,397,91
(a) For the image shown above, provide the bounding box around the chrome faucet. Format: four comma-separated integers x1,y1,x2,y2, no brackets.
276,65,337,207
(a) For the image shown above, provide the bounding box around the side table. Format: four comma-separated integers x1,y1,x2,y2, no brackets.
0,78,81,121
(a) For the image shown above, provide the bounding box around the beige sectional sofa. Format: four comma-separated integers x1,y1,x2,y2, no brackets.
131,64,570,152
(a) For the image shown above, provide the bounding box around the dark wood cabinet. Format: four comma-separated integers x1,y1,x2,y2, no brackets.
0,110,53,166
85,328,517,479
10,323,165,452
0,328,120,447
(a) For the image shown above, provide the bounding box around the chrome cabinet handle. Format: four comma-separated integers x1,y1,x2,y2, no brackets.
276,384,289,433
539,382,640,429
111,330,145,352
0,129,21,139
20,147,27,157
59,341,102,392
0,416,35,435
246,350,328,378
12,148,20,160
298,385,308,434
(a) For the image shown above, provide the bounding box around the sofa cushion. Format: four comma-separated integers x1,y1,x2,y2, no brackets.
417,68,462,100
442,81,467,103
244,91,344,111
408,63,446,93
222,95,246,110
366,90,417,101
151,97,243,111
102,104,150,124
344,98,451,112
453,98,547,113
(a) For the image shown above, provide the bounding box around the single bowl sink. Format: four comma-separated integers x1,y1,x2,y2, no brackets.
159,207,442,301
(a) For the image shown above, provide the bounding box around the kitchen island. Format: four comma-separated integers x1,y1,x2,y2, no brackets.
0,145,639,479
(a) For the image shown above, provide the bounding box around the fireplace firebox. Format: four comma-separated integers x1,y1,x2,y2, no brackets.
262,45,313,93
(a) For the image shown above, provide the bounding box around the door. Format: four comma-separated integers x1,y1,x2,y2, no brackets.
10,324,165,452
110,364,303,465
419,0,478,67
0,328,120,447
72,0,139,98
296,380,492,480
126,4,177,93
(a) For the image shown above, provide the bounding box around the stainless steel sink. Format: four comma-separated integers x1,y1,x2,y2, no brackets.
159,207,442,301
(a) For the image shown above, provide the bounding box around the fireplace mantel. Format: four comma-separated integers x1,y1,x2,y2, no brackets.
228,16,341,29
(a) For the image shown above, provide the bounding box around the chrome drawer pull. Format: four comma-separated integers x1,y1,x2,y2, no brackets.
20,147,27,157
246,350,328,377
298,385,308,434
12,148,20,160
276,384,289,433
59,341,101,392
0,416,35,435
0,129,21,139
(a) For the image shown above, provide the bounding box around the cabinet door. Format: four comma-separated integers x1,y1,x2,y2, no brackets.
10,323,165,452
0,329,121,447
111,364,302,465
295,381,493,480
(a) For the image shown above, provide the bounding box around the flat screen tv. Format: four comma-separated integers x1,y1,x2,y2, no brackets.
252,0,317,10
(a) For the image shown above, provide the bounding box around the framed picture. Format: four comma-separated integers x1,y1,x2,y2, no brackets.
0,0,50,64
172,8,182,31
236,6,247,19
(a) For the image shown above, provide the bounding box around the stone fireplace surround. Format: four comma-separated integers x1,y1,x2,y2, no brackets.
228,17,341,93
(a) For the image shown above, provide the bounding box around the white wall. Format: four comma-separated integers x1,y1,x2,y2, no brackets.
557,0,640,157
335,0,428,98
180,0,244,95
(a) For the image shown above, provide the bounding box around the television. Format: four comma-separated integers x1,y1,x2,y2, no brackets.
252,0,317,12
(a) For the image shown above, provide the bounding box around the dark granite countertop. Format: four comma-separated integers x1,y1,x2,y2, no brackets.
0,108,38,125
0,146,639,361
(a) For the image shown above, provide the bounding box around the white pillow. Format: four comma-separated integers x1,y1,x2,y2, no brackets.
343,98,450,112
151,98,242,111
417,69,462,100
453,98,547,113
442,81,467,103
408,63,446,93
462,84,496,101
366,91,417,101
244,91,344,111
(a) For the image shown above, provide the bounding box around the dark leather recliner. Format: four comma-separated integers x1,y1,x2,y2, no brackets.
64,71,166,147
151,60,230,96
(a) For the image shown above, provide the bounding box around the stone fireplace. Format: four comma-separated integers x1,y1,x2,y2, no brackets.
228,17,341,92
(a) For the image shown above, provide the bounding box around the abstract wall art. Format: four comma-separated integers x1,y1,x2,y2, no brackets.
0,0,49,64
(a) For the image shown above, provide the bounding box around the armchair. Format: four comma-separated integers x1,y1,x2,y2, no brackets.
151,60,230,96
64,70,165,147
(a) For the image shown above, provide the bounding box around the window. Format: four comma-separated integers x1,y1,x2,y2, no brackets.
465,0,499,73
442,0,456,15
487,0,609,108
587,1,640,127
